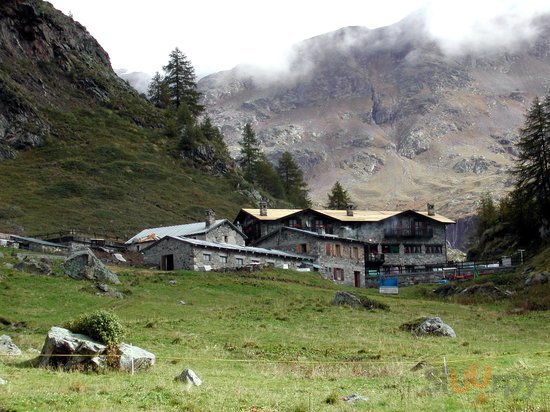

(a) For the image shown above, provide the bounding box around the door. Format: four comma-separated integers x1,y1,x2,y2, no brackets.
354,271,361,287
161,254,174,271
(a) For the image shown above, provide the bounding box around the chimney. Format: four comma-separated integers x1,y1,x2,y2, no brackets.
259,199,268,216
205,209,215,227
427,203,435,216
346,203,354,216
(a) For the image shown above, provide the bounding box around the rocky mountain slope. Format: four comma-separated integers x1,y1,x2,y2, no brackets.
0,0,249,236
198,12,550,224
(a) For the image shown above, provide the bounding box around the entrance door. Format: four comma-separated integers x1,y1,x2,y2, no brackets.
354,271,361,287
161,254,174,271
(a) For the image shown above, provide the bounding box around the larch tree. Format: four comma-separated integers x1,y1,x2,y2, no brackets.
163,48,203,115
512,95,550,227
276,151,311,207
238,123,262,182
326,181,352,209
147,71,169,108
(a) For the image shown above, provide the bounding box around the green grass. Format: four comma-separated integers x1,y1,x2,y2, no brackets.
1,259,548,411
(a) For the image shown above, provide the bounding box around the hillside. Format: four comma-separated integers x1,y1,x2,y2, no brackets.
0,0,250,237
198,12,550,222
0,250,548,410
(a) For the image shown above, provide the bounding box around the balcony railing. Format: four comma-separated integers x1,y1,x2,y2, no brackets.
384,227,433,239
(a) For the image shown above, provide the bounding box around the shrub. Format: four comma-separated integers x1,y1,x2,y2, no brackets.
65,310,124,346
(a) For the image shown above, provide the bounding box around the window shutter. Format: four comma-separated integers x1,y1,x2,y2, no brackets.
306,243,311,253
295,244,301,253
326,243,331,255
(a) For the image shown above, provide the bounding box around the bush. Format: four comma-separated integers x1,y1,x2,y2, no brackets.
65,310,124,346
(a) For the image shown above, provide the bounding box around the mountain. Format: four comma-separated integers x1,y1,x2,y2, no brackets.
0,0,249,236
198,12,550,227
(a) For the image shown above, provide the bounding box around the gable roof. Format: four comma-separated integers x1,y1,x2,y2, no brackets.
126,219,246,245
143,235,313,261
237,208,455,224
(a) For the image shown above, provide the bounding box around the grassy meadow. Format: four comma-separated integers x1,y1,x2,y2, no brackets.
0,250,549,411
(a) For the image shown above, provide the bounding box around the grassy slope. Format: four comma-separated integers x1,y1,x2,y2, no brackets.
0,252,548,411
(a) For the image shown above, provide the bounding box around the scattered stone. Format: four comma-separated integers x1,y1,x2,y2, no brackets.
411,360,429,371
3,262,14,269
168,280,177,285
332,291,363,308
415,317,456,338
176,368,202,386
95,283,124,299
15,257,53,275
62,249,120,284
433,284,457,297
525,272,549,287
178,300,186,305
459,283,513,299
0,378,7,385
38,327,155,373
342,394,369,403
0,334,22,356
117,343,156,372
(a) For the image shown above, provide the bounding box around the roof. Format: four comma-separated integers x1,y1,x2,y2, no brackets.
255,226,365,245
238,208,455,224
144,236,313,261
10,235,69,249
126,219,246,244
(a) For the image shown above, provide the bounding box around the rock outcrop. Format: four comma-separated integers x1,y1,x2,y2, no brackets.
62,249,120,284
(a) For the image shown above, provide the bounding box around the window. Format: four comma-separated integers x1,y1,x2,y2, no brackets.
326,243,332,256
202,253,211,262
223,236,229,243
404,244,422,254
236,257,244,266
351,246,360,259
382,244,400,254
219,255,228,263
287,219,300,228
335,244,342,257
425,245,443,254
333,268,345,281
251,259,260,264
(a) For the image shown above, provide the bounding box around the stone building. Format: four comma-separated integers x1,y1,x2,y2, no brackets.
142,235,312,271
255,227,379,287
235,202,455,273
126,210,246,252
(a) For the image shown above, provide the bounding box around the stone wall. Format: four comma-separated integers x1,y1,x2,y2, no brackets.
143,237,305,271
202,223,246,246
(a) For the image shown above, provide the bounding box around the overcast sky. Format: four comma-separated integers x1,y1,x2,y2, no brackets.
48,0,550,78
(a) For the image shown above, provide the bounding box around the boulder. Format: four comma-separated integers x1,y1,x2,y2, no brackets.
332,291,362,308
0,334,22,356
62,249,120,284
0,377,7,385
459,283,513,299
117,343,155,372
39,327,107,370
38,327,155,373
415,317,456,338
15,257,52,275
176,368,202,386
525,272,549,287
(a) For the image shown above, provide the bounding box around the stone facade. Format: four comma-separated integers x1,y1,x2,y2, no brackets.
142,236,311,271
255,228,367,287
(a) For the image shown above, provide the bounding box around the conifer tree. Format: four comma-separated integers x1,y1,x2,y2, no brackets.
147,71,169,108
326,181,352,209
277,151,310,207
163,48,203,115
238,123,262,181
512,95,550,225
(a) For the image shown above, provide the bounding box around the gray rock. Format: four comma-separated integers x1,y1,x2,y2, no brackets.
525,272,549,287
3,263,14,270
176,368,202,386
62,249,120,284
15,257,52,275
95,283,124,299
117,343,156,372
415,317,456,338
0,378,7,385
39,327,107,370
0,334,22,356
332,291,362,308
343,394,369,403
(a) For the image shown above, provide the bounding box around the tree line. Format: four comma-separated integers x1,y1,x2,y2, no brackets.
470,93,550,259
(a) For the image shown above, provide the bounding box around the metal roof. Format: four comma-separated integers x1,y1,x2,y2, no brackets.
150,236,313,261
240,208,455,224
126,219,230,244
10,235,69,249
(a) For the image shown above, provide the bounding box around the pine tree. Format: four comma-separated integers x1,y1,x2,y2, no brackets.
327,181,352,209
276,151,310,207
512,95,550,225
147,72,169,108
238,123,262,181
163,48,203,115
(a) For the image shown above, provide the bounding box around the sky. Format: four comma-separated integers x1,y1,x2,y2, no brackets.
48,0,550,78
